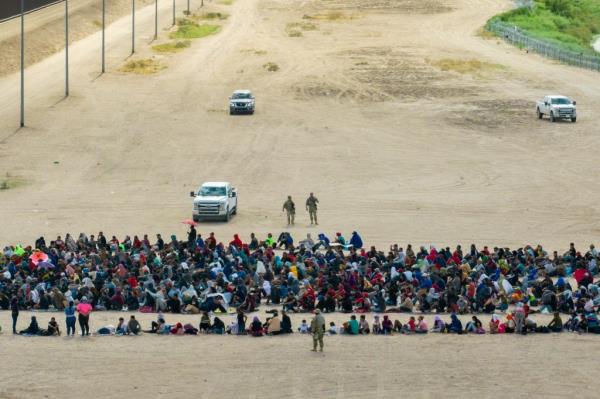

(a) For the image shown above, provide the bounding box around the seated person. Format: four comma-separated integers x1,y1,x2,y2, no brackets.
250,316,264,337
359,315,370,334
19,316,40,335
116,317,127,335
343,315,359,335
128,315,141,335
210,317,225,334
328,322,338,335
415,316,427,334
199,311,211,333
547,312,563,332
298,319,309,333
382,315,393,334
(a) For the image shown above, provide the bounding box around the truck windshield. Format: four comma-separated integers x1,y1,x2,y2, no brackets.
232,92,252,99
551,98,571,105
199,186,226,196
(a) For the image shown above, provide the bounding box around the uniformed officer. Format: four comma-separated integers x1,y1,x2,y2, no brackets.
282,195,296,225
306,192,319,225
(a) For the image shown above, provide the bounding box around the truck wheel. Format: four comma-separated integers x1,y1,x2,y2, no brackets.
232,207,237,215
550,112,556,122
537,108,543,119
225,207,230,222
193,215,201,222
571,117,577,123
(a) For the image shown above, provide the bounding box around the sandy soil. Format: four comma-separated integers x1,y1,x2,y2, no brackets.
1,1,600,396
0,309,597,399
0,0,156,76
1,0,600,253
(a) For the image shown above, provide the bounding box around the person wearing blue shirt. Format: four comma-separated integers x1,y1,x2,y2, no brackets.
349,231,363,249
65,301,76,336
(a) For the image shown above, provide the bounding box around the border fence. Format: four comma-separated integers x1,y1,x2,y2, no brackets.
486,20,600,72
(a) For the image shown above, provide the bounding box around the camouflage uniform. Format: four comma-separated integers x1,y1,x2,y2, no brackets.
282,197,296,225
306,194,319,225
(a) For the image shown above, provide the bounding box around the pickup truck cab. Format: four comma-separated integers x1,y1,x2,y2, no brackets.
229,90,255,115
536,95,577,123
190,182,237,222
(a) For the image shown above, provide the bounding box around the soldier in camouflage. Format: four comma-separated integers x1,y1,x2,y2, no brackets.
282,195,296,225
306,192,319,225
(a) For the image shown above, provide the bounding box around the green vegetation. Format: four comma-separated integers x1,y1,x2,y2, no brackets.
190,12,229,20
171,20,220,39
491,0,600,53
0,174,24,190
430,59,505,74
152,40,192,53
285,21,318,37
119,59,166,74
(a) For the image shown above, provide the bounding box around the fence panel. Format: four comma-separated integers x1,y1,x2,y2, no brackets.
486,20,600,72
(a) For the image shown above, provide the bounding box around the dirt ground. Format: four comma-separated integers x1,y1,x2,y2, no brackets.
0,310,597,399
1,0,600,253
1,0,600,396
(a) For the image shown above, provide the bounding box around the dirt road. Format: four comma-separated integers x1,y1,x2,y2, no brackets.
0,0,599,250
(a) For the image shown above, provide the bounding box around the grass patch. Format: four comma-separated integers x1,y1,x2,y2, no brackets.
263,62,279,72
92,20,102,28
217,0,233,5
302,11,357,21
430,59,505,74
491,0,600,53
285,21,318,37
152,40,191,53
0,174,24,191
119,59,166,74
171,21,220,39
192,12,229,20
476,27,496,40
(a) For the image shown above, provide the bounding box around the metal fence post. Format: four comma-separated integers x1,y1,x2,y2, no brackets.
132,0,135,54
65,0,69,96
173,0,175,25
102,0,105,73
187,0,190,14
20,0,25,127
154,0,158,40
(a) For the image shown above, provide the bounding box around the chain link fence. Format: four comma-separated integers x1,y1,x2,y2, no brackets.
486,19,600,72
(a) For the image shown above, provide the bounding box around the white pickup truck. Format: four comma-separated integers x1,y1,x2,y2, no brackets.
190,182,237,222
536,95,577,123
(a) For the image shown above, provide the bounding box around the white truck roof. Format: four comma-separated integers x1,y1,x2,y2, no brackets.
201,182,230,187
233,89,252,94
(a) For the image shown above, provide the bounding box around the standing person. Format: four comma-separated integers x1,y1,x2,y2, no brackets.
65,301,76,336
237,308,247,335
306,193,319,225
310,309,326,352
10,296,19,335
187,225,197,250
282,196,296,225
76,297,92,336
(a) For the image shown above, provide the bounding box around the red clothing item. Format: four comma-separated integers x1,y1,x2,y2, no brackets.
230,234,243,248
128,276,138,288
